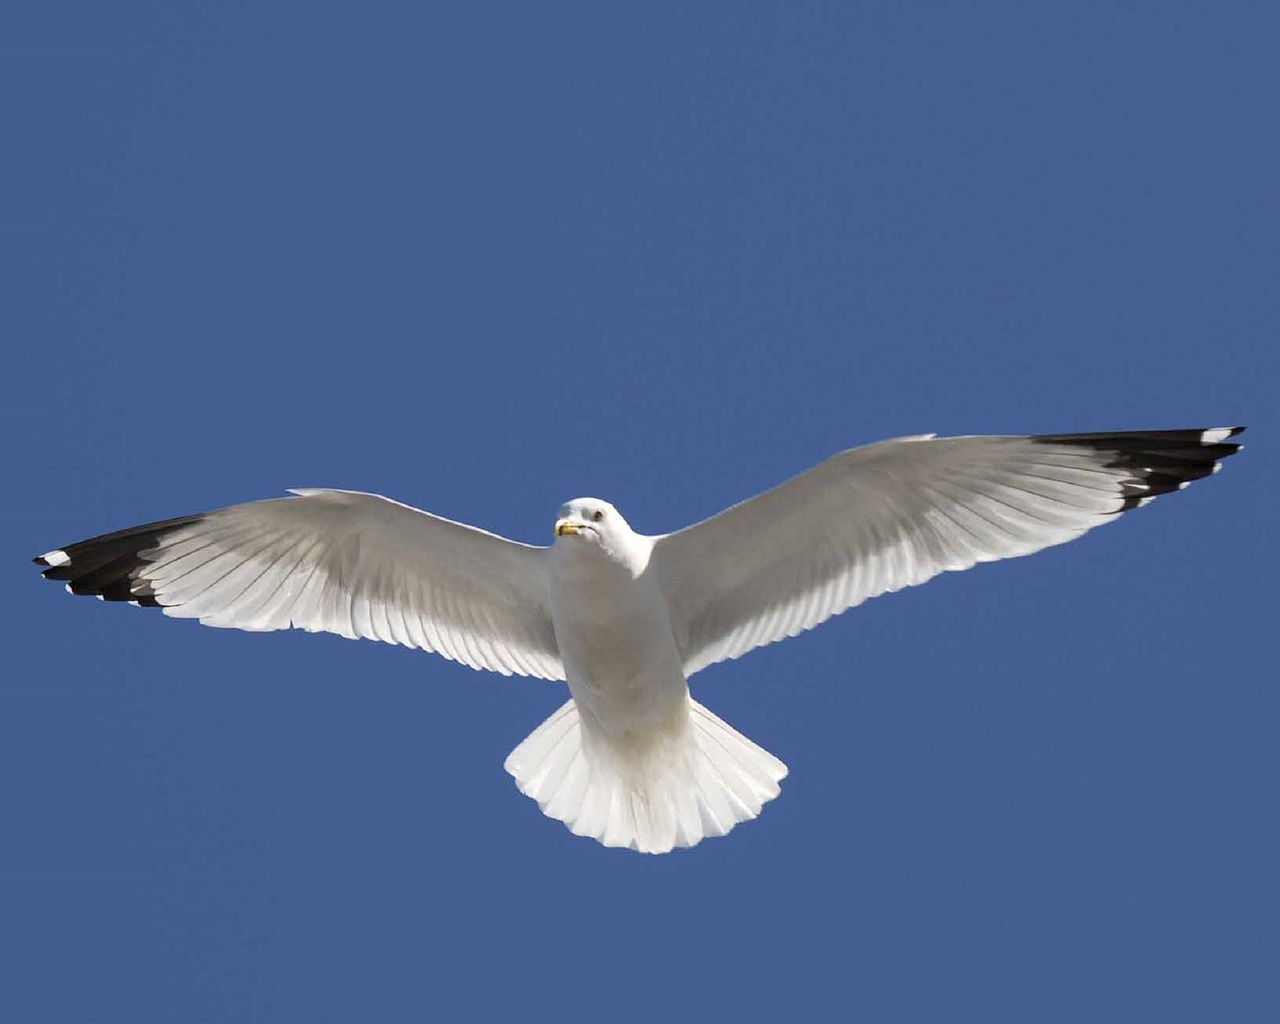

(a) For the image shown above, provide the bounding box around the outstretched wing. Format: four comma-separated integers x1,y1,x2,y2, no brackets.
653,428,1244,676
35,488,564,680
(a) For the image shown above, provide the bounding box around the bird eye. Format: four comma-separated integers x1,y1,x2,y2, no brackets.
592,509,605,522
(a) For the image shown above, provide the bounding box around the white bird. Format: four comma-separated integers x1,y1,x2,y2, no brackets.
35,427,1244,853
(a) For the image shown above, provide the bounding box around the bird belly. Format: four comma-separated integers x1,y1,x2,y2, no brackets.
564,634,687,739
552,585,688,740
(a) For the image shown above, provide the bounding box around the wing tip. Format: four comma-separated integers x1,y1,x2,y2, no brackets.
1200,425,1246,444
1034,427,1246,513
32,514,206,604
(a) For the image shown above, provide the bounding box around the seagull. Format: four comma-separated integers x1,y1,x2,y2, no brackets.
34,427,1244,853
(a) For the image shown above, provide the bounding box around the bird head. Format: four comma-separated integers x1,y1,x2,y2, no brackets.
554,498,628,546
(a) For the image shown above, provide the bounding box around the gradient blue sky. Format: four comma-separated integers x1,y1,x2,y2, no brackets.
4,4,1276,1022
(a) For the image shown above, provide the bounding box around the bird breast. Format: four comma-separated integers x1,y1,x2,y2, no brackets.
548,543,687,735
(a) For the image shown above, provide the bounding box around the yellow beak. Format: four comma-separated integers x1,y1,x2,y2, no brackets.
555,519,582,537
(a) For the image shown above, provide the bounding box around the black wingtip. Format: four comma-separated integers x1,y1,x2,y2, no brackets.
32,511,206,606
1031,426,1245,513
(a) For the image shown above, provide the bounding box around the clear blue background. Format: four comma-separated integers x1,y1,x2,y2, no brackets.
3,3,1275,1022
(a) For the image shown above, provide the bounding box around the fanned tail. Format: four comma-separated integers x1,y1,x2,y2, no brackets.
504,697,787,854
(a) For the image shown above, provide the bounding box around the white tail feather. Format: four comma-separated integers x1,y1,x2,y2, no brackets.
504,697,787,854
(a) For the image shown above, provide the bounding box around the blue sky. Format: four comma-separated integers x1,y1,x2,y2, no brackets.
3,3,1276,1022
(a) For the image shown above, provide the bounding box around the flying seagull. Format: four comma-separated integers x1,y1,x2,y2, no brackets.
34,427,1244,853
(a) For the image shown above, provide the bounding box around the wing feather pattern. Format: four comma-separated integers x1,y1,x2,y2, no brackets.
35,489,564,680
654,428,1244,676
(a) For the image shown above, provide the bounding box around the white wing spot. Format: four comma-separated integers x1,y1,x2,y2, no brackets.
1200,427,1233,444
41,549,71,567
